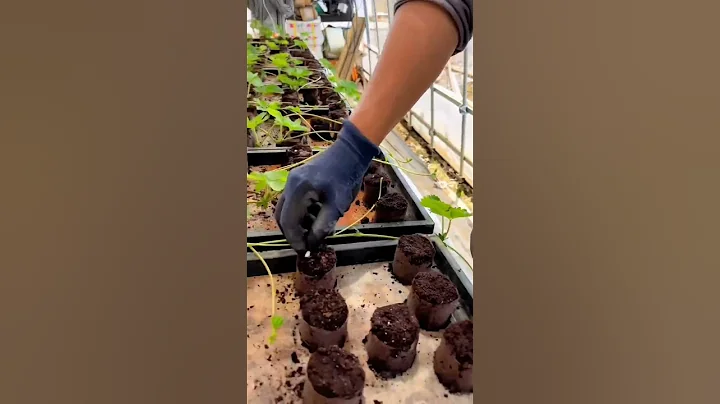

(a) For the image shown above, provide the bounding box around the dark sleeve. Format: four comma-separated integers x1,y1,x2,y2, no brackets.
393,0,473,55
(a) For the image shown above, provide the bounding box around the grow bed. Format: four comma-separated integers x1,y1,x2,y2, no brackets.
246,148,435,247
246,36,357,149
246,237,473,403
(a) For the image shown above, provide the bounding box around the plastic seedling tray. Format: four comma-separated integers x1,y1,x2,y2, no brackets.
246,149,435,248
245,237,473,403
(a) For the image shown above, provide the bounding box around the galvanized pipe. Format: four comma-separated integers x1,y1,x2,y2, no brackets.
459,49,469,178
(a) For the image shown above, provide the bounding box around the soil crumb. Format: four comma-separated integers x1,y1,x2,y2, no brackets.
412,272,459,304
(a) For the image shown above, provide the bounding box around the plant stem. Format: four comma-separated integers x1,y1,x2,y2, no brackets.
371,158,433,177
443,242,473,271
248,245,276,318
271,148,324,171
334,178,383,236
286,112,343,125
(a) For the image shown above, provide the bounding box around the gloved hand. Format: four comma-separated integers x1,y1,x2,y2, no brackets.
274,121,380,252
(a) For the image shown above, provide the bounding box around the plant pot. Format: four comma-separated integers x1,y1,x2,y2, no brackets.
374,193,409,223
295,247,338,295
364,303,420,377
303,346,365,403
434,320,473,393
391,234,435,285
299,288,349,351
407,271,460,330
362,173,391,206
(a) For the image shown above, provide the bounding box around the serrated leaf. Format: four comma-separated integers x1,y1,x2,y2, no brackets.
247,71,263,87
266,108,283,121
420,195,472,219
247,113,268,130
256,100,281,112
257,84,283,95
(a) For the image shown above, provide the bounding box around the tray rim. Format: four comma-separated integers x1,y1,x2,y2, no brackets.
246,236,473,317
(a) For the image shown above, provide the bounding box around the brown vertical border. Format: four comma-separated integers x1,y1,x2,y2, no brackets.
0,1,248,403
472,0,720,403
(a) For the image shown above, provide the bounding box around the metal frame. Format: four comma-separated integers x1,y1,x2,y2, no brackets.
360,2,473,184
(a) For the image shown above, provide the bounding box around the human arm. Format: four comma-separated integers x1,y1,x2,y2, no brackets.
350,0,471,145
274,0,473,252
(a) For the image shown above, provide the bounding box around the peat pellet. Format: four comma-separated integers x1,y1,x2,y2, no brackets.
286,144,313,165
407,272,460,330
374,193,409,223
392,234,435,285
434,320,473,393
299,289,349,351
364,303,420,377
295,247,338,295
303,346,365,404
362,173,391,206
365,160,383,176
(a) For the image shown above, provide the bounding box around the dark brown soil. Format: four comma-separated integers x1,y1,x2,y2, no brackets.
365,161,382,175
281,90,299,105
412,272,459,305
375,193,408,222
299,88,319,105
377,193,407,211
307,346,365,398
297,247,337,278
300,289,348,331
370,304,419,350
398,234,435,265
444,320,473,365
364,173,391,188
286,144,312,165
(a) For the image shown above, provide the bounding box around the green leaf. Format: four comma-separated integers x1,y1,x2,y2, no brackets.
255,100,281,112
247,113,268,130
247,71,263,88
320,58,336,74
265,40,279,51
420,195,472,219
256,84,283,95
335,79,361,101
278,39,289,46
269,53,290,68
285,66,312,79
286,119,308,132
293,39,308,50
264,170,289,192
288,106,302,114
247,171,267,192
266,108,283,121
271,315,284,330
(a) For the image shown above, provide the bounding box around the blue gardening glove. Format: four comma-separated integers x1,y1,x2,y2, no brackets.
274,121,380,252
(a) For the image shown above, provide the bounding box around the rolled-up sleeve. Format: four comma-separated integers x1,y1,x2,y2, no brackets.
393,0,472,54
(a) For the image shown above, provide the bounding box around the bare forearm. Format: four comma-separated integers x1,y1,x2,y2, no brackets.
348,1,468,145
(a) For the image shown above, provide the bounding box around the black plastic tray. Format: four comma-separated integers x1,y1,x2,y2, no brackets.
246,237,473,317
246,149,435,247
